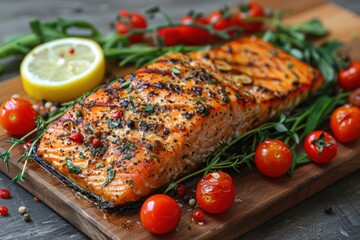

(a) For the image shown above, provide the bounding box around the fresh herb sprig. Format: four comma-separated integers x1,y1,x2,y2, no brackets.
261,13,348,81
0,18,210,69
165,89,349,192
0,90,95,181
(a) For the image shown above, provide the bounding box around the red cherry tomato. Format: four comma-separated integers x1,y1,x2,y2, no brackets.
0,189,11,199
69,132,84,143
209,10,234,38
111,110,123,119
0,98,37,136
176,184,186,197
157,27,181,46
330,105,360,143
140,194,181,234
116,10,147,43
196,171,236,214
242,2,266,33
304,131,338,164
193,210,205,222
0,206,8,216
178,15,211,45
255,139,292,177
92,138,102,148
338,62,360,91
348,88,360,107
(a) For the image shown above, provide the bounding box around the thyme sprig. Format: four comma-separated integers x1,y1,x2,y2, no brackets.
0,90,94,182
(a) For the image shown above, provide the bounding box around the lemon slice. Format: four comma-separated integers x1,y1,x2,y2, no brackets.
21,37,105,102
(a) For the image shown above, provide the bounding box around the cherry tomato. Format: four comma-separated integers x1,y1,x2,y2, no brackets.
0,98,37,136
241,2,265,33
255,139,292,177
23,142,32,150
196,171,236,214
0,189,11,199
338,62,360,91
209,10,234,38
193,210,205,222
157,27,181,46
348,88,360,107
69,132,84,143
304,131,338,164
178,15,211,45
176,184,186,197
116,10,147,43
0,206,8,216
92,138,102,148
111,110,123,119
330,105,360,143
140,194,181,234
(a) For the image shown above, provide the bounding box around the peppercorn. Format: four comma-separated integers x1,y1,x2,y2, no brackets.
189,198,196,207
44,101,53,110
50,106,58,113
324,206,333,215
127,120,135,129
18,206,27,215
23,213,31,222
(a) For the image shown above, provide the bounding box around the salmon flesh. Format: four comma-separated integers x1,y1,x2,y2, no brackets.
36,37,323,207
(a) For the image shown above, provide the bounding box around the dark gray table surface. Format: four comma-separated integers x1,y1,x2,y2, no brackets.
0,0,359,239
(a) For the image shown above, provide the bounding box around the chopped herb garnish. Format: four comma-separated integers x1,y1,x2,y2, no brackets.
166,79,171,84
124,87,133,93
193,97,203,103
65,157,82,174
150,154,160,163
145,104,155,112
287,64,294,69
222,96,230,103
102,167,115,188
79,152,85,159
76,110,82,117
95,162,105,169
170,67,181,74
124,153,132,159
88,124,95,132
207,80,218,85
129,96,135,100
129,179,134,188
121,80,131,88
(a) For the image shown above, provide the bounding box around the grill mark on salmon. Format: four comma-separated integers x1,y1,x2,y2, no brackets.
36,37,323,207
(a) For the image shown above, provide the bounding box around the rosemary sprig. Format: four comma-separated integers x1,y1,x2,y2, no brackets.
165,90,349,192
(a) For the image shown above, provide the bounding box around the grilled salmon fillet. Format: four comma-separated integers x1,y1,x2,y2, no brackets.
37,37,323,207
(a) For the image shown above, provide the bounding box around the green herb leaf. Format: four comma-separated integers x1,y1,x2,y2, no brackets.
121,80,131,88
79,152,86,159
102,167,115,188
145,104,155,112
170,67,181,74
150,154,160,163
95,162,105,169
6,138,25,144
291,19,328,37
66,157,82,174
275,123,288,133
192,97,203,103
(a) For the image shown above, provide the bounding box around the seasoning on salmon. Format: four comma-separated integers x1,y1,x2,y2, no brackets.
36,37,323,207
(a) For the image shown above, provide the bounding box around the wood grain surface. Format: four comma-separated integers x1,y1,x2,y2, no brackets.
1,0,360,239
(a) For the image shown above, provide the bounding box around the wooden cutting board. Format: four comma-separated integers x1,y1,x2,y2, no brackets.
1,1,360,239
